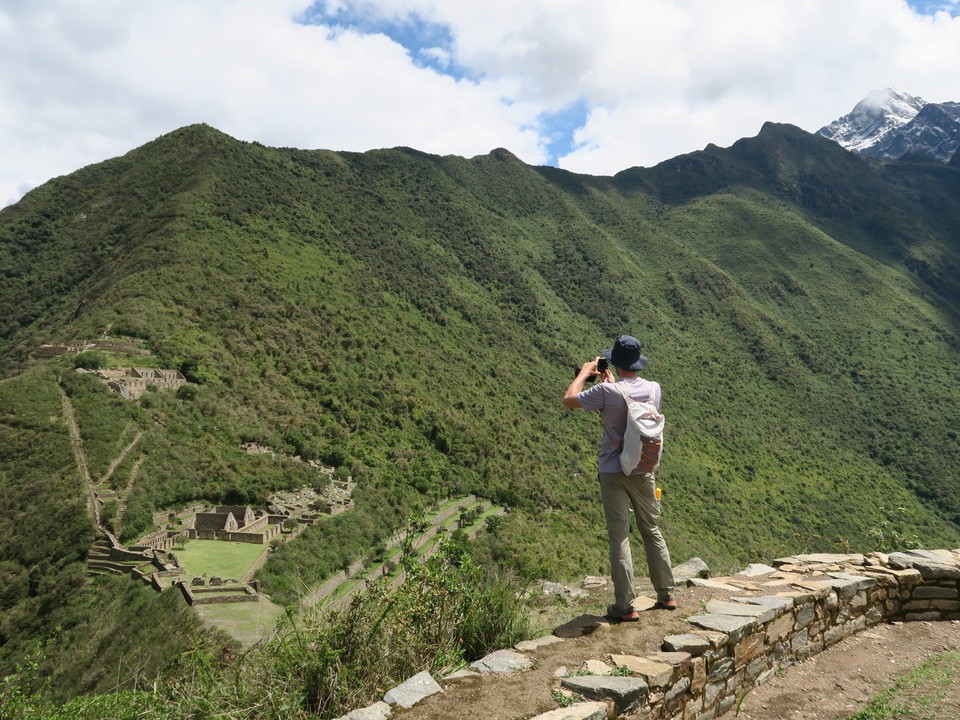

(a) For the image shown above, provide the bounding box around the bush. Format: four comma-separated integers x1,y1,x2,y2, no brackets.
73,351,106,370
13,539,532,720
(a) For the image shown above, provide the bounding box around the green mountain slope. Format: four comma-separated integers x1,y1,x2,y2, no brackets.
1,122,959,695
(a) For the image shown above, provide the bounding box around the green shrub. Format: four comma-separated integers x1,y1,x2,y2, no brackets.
30,539,531,720
73,351,107,370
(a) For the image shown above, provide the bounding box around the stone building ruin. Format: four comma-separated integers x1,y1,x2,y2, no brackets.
96,367,188,400
187,505,283,544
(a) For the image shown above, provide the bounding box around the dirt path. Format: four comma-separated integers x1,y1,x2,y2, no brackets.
58,373,122,548
98,428,143,485
723,620,960,720
113,455,145,531
397,581,960,720
301,496,478,609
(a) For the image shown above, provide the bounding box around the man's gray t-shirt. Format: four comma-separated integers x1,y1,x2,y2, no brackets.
577,377,662,474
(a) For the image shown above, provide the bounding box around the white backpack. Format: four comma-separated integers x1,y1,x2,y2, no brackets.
615,383,665,475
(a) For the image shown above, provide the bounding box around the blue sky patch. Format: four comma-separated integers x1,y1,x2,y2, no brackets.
906,0,960,15
539,99,591,166
298,2,477,80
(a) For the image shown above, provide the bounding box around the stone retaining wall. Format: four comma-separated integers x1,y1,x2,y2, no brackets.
176,581,259,606
338,548,960,720
574,549,960,719
610,550,960,719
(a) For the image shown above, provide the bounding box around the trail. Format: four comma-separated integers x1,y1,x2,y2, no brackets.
302,496,478,610
99,428,144,485
58,373,120,548
113,455,145,531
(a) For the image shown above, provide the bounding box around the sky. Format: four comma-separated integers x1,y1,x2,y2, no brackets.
2,0,959,208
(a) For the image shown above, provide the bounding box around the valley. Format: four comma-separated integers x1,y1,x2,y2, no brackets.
1,120,959,715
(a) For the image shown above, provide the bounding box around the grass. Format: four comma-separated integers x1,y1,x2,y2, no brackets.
195,598,286,647
174,539,269,581
846,649,960,720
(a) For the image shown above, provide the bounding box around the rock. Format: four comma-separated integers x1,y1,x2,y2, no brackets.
528,701,610,720
732,595,794,614
581,576,609,589
661,634,711,656
903,549,945,561
888,554,960,580
706,600,775,624
672,557,710,580
560,675,649,714
581,659,613,675
776,553,865,565
515,635,564,652
630,595,658,611
737,563,777,577
334,701,392,720
609,655,673,686
687,577,741,591
469,649,534,674
382,671,441,709
686,613,758,642
443,669,479,680
542,581,589,600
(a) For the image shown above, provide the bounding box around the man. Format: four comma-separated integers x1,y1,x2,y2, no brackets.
563,334,676,621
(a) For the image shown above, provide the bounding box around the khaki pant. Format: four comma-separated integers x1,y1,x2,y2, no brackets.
598,470,675,613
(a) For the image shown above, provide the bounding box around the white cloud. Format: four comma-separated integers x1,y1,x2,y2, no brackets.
1,0,959,207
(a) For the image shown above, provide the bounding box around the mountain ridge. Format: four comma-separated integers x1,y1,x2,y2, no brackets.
818,87,960,164
2,120,960,700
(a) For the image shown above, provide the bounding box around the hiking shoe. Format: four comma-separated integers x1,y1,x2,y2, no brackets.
654,597,677,611
605,608,640,622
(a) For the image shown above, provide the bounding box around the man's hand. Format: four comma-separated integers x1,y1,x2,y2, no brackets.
563,356,604,408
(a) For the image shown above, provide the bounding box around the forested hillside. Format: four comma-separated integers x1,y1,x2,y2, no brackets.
1,121,959,699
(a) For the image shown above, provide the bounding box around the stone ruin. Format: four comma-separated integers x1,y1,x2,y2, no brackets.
35,337,151,358
186,505,283,545
94,367,189,400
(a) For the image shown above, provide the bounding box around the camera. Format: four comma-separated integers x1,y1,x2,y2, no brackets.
572,356,609,382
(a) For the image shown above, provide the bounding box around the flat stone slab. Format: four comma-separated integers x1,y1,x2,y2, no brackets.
515,635,564,652
662,633,712,656
443,669,479,680
903,549,947,561
632,595,659,611
823,574,877,598
334,701,392,720
737,563,777,577
469,649,534,674
686,577,742,591
774,553,865,566
686,613,758,642
560,675,649,714
609,655,673,686
888,553,960,580
383,671,441,709
732,595,794,614
645,651,692,666
529,701,610,720
706,599,775,624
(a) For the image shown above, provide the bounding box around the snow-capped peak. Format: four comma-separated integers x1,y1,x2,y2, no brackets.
818,88,927,153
